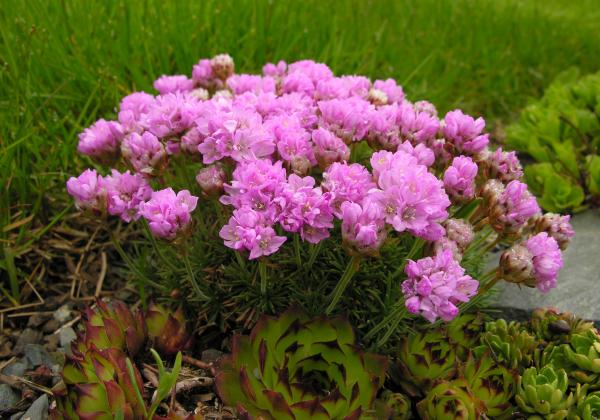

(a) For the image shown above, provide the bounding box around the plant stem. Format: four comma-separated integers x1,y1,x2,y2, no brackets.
377,305,408,348
183,253,208,301
307,242,322,269
364,302,406,341
259,259,268,295
477,268,501,296
294,235,302,269
142,221,179,272
389,238,424,282
325,256,361,315
110,233,166,291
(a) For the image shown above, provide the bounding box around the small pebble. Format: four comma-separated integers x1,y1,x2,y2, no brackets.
0,383,20,411
19,394,48,420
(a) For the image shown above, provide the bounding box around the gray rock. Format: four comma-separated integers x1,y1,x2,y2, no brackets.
10,412,24,420
0,384,19,410
19,394,48,420
201,348,223,364
53,304,72,324
23,344,51,368
59,327,76,349
493,211,600,321
13,329,42,355
2,360,28,378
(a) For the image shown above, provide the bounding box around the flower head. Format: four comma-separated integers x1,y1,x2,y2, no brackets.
138,188,198,240
480,147,523,182
532,213,575,250
121,132,167,176
321,162,376,218
196,164,226,196
104,170,152,222
526,232,563,293
402,249,478,322
77,119,123,163
442,109,489,154
443,156,478,201
153,75,194,95
490,180,541,233
118,92,155,133
312,128,350,169
373,79,404,104
340,199,387,255
66,169,106,213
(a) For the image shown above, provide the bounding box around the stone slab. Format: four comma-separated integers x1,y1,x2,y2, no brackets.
492,210,600,321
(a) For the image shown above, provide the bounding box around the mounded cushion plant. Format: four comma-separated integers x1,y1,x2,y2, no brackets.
506,69,600,212
214,307,388,419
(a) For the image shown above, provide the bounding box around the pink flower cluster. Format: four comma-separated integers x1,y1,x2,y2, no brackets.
66,54,573,322
402,249,479,322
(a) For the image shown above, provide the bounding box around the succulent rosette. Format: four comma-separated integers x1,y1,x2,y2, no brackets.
73,299,147,357
515,366,574,418
145,302,193,357
474,319,538,370
530,308,594,345
562,330,600,387
214,308,388,419
416,379,484,420
395,329,456,395
53,346,146,419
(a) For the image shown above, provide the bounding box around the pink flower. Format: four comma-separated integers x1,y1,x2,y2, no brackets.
321,162,377,218
492,180,541,232
121,132,167,176
314,76,371,100
219,208,286,259
442,109,489,154
396,101,440,144
525,232,563,293
287,60,334,84
192,59,216,88
153,75,194,95
370,151,450,240
104,170,152,222
281,72,315,96
196,164,226,196
367,104,401,150
318,98,374,143
138,188,198,240
402,249,478,322
226,74,276,95
443,156,478,200
312,128,350,168
532,213,574,250
77,119,123,163
145,93,199,138
444,218,474,251
397,141,435,167
278,174,334,243
482,147,523,182
118,92,155,133
267,115,315,166
340,199,387,255
373,79,404,104
66,169,106,213
210,54,235,81
262,60,287,78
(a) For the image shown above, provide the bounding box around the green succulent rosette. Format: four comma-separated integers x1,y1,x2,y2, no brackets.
214,308,388,420
474,319,538,370
447,312,485,360
530,308,594,345
571,390,600,420
74,299,147,357
461,352,518,419
515,366,574,419
395,329,456,395
562,330,600,387
416,379,484,420
53,346,146,419
374,391,411,420
146,302,193,356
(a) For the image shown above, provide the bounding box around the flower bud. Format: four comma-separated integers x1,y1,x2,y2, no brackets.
499,244,535,286
444,218,475,251
210,54,235,81
531,213,574,250
367,88,388,106
196,164,226,196
290,155,312,176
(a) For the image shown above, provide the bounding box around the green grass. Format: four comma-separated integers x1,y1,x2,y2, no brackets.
1,0,599,302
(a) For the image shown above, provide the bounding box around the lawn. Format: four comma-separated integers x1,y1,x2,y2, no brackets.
1,0,599,302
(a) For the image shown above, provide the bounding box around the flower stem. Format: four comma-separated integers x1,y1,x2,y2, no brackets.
376,305,408,348
183,253,208,301
294,235,302,269
325,256,361,315
389,238,424,282
259,259,268,295
307,242,322,269
364,302,406,341
477,268,501,296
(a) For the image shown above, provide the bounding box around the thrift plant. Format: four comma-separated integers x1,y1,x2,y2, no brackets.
67,54,573,346
506,69,600,212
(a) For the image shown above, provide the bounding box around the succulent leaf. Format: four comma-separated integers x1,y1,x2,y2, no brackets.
215,307,387,420
146,303,193,356
515,366,574,418
416,379,484,419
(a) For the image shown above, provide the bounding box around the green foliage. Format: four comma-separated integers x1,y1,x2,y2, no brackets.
562,330,600,387
416,379,483,419
530,308,595,345
474,319,538,370
515,366,574,419
2,0,600,302
214,307,388,419
507,69,600,212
